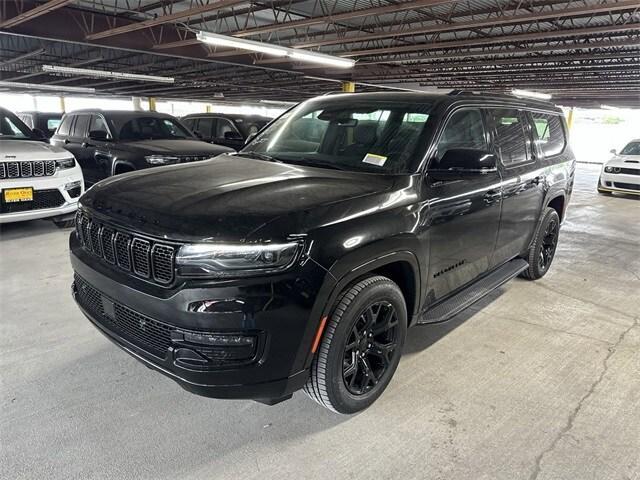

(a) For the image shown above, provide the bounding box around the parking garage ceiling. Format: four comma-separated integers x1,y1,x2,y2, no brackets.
0,0,639,107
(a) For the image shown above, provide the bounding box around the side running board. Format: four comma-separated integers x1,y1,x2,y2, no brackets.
418,259,529,324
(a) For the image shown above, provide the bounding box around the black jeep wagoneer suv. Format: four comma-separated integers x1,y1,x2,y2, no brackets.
71,92,575,413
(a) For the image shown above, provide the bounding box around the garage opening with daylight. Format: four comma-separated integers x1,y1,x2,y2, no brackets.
0,1,639,479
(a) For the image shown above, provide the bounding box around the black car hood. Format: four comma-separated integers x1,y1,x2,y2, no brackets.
115,138,234,155
81,154,396,241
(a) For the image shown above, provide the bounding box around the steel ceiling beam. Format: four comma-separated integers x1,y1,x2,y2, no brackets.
295,0,640,49
232,0,456,38
85,0,249,40
342,22,640,58
0,0,73,28
0,47,45,66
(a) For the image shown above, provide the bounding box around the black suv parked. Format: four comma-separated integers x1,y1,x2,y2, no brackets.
50,110,234,185
182,113,272,150
71,92,575,413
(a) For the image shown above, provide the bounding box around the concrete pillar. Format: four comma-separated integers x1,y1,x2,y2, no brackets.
566,107,575,131
341,81,355,93
206,104,212,113
148,97,157,112
59,96,66,113
132,97,143,111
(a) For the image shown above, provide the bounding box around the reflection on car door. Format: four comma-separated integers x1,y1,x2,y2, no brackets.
424,108,502,303
488,108,545,266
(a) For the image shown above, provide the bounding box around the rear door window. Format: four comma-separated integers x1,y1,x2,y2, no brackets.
490,109,530,166
530,112,566,157
196,117,215,138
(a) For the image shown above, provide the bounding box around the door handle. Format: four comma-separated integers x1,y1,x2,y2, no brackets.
64,139,70,144
483,189,501,203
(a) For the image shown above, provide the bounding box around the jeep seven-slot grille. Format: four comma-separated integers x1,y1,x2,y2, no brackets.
76,211,176,285
0,160,55,179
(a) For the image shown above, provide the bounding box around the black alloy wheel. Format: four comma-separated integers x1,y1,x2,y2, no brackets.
521,207,561,280
538,217,559,272
304,275,407,414
342,301,399,396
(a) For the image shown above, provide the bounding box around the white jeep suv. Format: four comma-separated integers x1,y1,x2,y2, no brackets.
1,107,84,227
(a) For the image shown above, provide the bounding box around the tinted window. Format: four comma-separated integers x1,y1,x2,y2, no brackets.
531,113,565,157
491,109,529,166
436,109,486,161
18,114,33,128
118,117,191,141
0,112,32,139
72,115,90,137
196,117,214,137
242,100,433,174
182,118,195,130
89,115,109,135
57,115,73,136
216,118,238,137
46,118,61,132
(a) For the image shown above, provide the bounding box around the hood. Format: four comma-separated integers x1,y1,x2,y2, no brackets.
0,139,72,161
81,154,396,241
115,139,235,155
605,155,640,169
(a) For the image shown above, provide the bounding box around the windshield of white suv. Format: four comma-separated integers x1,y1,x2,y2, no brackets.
241,99,433,174
0,111,34,140
118,116,193,141
620,142,640,156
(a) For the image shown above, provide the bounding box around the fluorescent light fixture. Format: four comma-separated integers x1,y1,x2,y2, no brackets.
42,65,174,84
600,104,620,111
259,99,297,106
288,51,355,69
512,89,552,100
0,80,95,93
196,31,287,57
197,31,355,68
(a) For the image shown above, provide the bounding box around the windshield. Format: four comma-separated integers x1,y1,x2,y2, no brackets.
241,99,433,174
0,111,35,140
118,116,193,141
620,142,640,156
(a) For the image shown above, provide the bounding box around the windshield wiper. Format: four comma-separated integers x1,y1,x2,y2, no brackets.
286,158,347,171
239,151,283,163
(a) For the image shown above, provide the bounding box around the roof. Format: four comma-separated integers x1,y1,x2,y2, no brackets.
64,109,176,119
0,1,638,108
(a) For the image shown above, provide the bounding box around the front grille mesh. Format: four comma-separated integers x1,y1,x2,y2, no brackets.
0,189,65,213
76,211,176,285
0,160,56,179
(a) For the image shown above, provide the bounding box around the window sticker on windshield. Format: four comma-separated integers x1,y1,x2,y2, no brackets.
362,153,387,166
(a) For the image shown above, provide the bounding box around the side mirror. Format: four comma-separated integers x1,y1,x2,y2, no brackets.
193,130,203,139
89,130,109,142
429,149,497,181
224,131,243,140
610,149,617,155
32,128,47,140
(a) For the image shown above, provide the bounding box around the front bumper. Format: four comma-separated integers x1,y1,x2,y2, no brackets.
599,171,640,195
0,166,84,223
70,233,334,401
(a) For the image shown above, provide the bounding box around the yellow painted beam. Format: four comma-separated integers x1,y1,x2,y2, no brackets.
59,96,65,112
566,107,574,131
148,97,157,111
341,81,355,93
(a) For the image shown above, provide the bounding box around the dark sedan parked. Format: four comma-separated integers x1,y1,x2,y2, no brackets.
50,110,234,185
182,113,272,150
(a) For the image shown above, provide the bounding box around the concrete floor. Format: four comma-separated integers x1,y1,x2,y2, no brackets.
1,164,638,480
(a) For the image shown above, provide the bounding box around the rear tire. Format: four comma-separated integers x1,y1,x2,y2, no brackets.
304,275,407,414
521,207,560,280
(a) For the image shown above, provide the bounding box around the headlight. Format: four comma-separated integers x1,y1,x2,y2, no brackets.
56,157,76,169
145,155,180,165
176,242,300,277
604,166,620,173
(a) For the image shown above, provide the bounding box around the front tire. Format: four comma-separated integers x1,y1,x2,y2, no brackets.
521,207,560,280
304,275,407,414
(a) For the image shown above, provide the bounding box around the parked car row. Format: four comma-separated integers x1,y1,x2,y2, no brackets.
1,108,271,226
